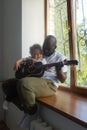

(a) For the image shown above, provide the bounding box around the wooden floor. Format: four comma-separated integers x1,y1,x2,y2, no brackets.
37,89,87,128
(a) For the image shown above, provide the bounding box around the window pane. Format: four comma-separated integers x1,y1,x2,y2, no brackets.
47,0,70,87
76,0,87,87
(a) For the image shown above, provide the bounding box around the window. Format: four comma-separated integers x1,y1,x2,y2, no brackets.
76,0,87,87
45,0,87,95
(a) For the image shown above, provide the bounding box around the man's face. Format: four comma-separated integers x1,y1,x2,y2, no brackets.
43,42,56,56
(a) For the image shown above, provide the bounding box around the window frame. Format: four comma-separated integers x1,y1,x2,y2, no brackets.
44,0,87,95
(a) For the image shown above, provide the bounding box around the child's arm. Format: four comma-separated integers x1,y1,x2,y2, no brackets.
13,58,24,71
13,57,34,71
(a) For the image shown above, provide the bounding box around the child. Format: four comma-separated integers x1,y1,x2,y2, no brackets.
3,44,46,110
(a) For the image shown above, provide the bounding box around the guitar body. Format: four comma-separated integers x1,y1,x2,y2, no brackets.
15,60,78,79
15,62,44,79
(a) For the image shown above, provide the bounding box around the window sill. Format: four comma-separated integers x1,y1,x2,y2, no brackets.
37,89,87,128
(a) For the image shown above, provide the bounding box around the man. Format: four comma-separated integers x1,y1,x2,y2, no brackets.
2,35,67,115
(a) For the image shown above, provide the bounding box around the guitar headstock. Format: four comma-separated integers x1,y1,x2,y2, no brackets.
65,60,78,65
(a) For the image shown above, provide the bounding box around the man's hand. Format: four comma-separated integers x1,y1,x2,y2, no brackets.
55,61,64,71
55,61,67,83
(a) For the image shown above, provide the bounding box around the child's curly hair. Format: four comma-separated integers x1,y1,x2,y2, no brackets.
30,44,42,56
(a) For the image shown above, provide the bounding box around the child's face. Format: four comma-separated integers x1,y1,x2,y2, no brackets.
32,49,43,60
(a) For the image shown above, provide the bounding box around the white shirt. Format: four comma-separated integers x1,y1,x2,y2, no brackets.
42,51,67,87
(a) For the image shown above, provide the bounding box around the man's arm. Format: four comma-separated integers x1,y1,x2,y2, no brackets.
55,59,67,83
56,69,67,83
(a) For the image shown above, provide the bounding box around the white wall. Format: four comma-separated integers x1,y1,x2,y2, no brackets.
40,105,87,130
22,0,45,57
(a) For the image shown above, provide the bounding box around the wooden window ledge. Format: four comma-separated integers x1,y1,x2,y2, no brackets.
37,89,87,128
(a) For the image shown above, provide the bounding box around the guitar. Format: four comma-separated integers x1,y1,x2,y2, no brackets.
15,60,78,79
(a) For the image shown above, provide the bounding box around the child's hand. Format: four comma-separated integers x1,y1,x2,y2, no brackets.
13,58,23,71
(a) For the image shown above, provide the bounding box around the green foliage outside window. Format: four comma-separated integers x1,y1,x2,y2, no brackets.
48,0,87,87
77,19,87,86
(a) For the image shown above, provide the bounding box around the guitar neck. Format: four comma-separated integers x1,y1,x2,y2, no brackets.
41,60,78,69
42,62,63,68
